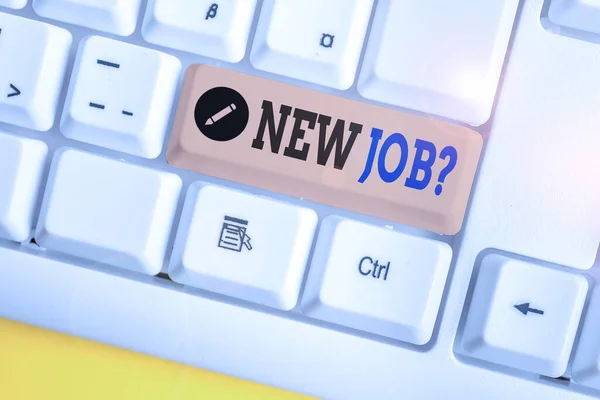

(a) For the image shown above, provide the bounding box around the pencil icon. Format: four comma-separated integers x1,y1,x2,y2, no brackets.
205,103,237,125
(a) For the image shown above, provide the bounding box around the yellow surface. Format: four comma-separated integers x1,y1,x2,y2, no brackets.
0,318,313,400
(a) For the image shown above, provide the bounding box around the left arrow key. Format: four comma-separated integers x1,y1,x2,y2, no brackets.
7,84,21,98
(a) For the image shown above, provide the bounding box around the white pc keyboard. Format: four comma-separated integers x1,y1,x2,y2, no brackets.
0,1,599,399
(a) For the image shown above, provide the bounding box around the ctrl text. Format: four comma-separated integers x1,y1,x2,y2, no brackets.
358,256,390,281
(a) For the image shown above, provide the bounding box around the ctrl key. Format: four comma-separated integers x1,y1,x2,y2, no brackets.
301,217,452,345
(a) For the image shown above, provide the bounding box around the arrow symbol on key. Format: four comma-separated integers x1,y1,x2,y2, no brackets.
7,84,20,98
514,302,544,316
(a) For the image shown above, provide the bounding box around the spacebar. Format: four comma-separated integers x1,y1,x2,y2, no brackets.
0,246,387,395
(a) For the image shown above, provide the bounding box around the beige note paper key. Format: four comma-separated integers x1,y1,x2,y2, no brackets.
167,65,483,235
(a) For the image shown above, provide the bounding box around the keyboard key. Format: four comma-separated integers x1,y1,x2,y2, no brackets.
0,0,26,9
32,0,142,36
302,217,451,344
460,254,587,377
60,36,181,159
552,0,600,39
250,0,373,89
0,13,72,131
572,283,600,388
142,0,257,63
358,0,519,126
0,132,47,242
0,246,188,347
167,65,482,235
169,182,317,310
548,0,600,35
36,148,182,275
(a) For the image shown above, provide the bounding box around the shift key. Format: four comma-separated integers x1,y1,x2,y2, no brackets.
167,65,483,235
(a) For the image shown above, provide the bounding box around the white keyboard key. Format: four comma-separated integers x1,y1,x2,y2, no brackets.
460,254,587,377
0,0,27,9
36,149,181,275
60,36,181,159
250,0,373,89
358,0,519,126
33,0,142,36
548,0,600,35
572,284,600,389
169,183,317,310
0,132,47,242
301,217,451,345
0,13,72,131
143,0,257,63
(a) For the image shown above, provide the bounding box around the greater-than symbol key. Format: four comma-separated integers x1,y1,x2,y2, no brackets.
7,83,21,98
0,12,72,130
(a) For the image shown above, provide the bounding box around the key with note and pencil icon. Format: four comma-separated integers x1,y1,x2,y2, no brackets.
218,215,252,252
